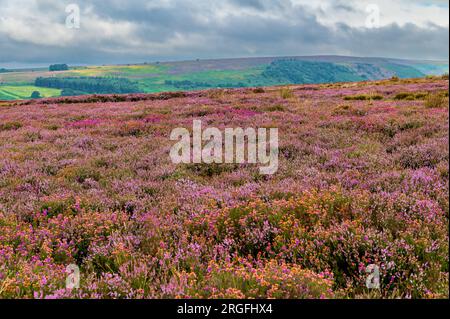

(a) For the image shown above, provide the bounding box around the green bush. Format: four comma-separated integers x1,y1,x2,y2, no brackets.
280,87,294,99
344,94,383,101
425,93,448,108
0,121,22,131
30,91,41,99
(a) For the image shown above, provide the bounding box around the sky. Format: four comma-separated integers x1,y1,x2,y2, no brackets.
0,0,449,67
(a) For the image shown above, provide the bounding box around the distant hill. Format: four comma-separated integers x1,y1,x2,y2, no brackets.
0,55,448,100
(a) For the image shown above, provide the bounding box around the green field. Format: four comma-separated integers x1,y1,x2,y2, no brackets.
66,64,169,78
138,66,268,92
0,56,448,100
0,85,61,100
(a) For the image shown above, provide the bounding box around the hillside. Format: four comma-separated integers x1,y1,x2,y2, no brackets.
0,76,448,298
0,55,448,100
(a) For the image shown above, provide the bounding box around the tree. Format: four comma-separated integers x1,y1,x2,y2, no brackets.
30,91,41,99
49,64,69,71
35,76,141,94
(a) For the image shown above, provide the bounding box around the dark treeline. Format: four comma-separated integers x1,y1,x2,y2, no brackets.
165,80,212,89
35,77,141,94
49,64,69,71
262,59,362,84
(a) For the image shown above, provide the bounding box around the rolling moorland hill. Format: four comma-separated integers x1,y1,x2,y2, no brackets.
0,76,448,298
0,55,448,100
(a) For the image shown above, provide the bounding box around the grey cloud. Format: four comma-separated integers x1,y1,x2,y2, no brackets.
229,0,266,10
0,0,448,65
227,0,289,11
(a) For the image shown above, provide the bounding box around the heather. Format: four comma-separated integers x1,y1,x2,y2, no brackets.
0,77,448,299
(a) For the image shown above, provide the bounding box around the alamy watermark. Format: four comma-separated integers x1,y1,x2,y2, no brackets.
365,264,381,289
65,4,80,29
365,4,381,29
170,120,279,175
66,264,80,289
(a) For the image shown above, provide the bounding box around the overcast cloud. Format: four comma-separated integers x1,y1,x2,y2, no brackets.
0,0,448,66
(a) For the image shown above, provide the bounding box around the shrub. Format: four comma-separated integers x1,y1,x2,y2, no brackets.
394,92,429,100
185,163,238,177
116,121,146,137
0,121,22,131
424,93,448,108
196,260,335,299
265,104,286,112
208,89,225,99
344,94,383,101
253,87,265,93
398,142,448,169
333,104,367,116
39,196,76,217
45,124,60,131
280,87,294,99
30,91,41,99
414,92,428,99
58,165,101,183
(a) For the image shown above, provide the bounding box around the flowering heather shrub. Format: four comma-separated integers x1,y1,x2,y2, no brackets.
194,260,335,299
0,77,448,299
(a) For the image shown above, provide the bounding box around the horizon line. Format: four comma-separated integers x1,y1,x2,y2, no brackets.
2,54,449,71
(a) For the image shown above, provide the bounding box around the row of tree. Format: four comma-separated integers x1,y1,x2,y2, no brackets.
262,59,362,84
165,80,212,89
49,64,69,71
35,77,141,94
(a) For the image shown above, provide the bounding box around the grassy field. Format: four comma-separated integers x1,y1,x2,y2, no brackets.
0,85,61,100
138,66,268,92
66,64,169,78
0,56,448,100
